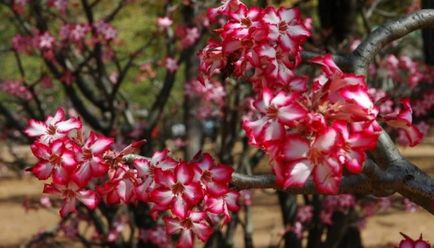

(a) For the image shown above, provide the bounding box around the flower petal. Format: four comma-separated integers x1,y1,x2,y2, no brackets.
56,117,82,133
60,198,76,217
284,160,313,188
25,120,47,137
282,135,309,160
172,196,188,219
313,163,341,194
175,163,193,184
90,135,113,154
150,188,173,207
32,161,53,180
78,190,99,209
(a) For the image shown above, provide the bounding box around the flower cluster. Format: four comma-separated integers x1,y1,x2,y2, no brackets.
286,195,355,239
12,15,117,62
141,152,239,247
25,108,239,247
367,54,432,145
199,0,310,85
200,0,377,193
368,88,425,146
25,108,107,217
0,80,33,101
380,55,425,88
381,99,423,147
14,0,67,14
413,89,434,117
200,0,424,194
320,194,355,225
185,79,226,119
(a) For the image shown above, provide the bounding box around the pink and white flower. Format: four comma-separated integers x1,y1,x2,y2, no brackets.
24,108,82,144
205,190,239,222
164,211,213,248
192,153,233,196
72,131,113,187
261,7,310,53
43,182,99,217
30,139,77,184
243,89,306,146
157,16,173,28
278,127,343,193
150,163,203,218
383,99,423,147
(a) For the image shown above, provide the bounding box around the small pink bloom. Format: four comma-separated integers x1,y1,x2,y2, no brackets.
165,57,179,73
157,17,173,28
37,32,56,50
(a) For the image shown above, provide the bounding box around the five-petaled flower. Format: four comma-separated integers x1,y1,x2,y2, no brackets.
24,108,81,144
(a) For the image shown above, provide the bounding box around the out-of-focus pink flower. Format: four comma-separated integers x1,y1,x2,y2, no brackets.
383,99,423,147
139,226,170,247
0,80,33,100
13,0,28,13
94,21,118,41
165,57,179,73
157,17,173,28
40,196,53,208
48,0,68,13
176,26,200,48
37,32,56,50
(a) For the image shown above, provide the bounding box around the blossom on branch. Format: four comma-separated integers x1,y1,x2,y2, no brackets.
25,107,239,247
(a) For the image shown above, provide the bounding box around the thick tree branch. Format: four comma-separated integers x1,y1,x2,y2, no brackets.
352,9,434,74
231,159,434,214
231,163,373,194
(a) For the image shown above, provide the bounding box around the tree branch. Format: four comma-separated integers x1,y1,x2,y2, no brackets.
352,9,434,74
231,159,434,214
